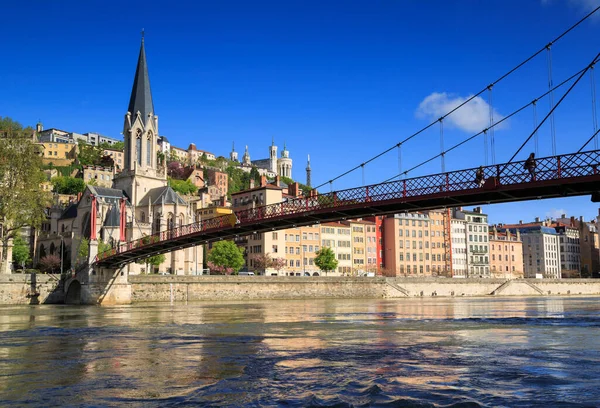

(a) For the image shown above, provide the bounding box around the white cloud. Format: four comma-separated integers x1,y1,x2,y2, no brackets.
546,208,567,219
542,0,600,18
415,92,505,133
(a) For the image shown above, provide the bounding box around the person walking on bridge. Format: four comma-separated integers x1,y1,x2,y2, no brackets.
474,166,485,187
524,153,536,181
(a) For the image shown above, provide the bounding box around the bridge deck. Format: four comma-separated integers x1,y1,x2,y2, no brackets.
96,150,600,267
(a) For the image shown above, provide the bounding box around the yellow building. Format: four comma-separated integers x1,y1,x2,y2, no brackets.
320,222,351,275
37,142,76,165
285,225,321,276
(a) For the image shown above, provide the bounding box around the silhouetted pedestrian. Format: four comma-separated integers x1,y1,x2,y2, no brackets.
475,166,485,187
524,153,536,180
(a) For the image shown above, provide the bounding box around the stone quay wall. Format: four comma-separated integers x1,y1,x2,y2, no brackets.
128,276,600,303
0,274,64,305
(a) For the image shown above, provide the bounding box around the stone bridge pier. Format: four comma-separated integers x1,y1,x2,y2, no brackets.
64,241,132,305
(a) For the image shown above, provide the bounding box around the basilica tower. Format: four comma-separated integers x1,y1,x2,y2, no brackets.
113,36,167,205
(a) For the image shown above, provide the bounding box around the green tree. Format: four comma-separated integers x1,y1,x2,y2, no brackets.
51,176,87,194
0,117,51,270
169,178,198,195
12,235,31,269
99,141,124,151
314,247,338,275
136,254,166,274
77,141,103,166
207,241,245,274
77,237,89,265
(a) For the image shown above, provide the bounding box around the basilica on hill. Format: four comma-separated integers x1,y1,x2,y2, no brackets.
35,37,203,275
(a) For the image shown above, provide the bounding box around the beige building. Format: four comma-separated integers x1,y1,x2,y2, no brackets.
82,166,115,188
37,141,77,165
320,222,351,275
231,182,286,275
383,211,448,277
489,228,524,279
285,225,321,276
103,148,124,172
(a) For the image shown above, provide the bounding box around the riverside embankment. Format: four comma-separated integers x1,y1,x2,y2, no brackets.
3,274,600,305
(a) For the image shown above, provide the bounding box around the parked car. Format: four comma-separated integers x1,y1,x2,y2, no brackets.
238,271,255,276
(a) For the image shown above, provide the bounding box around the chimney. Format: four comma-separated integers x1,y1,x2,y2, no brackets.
260,175,267,187
519,220,523,224
561,214,566,219
290,182,301,197
275,175,280,187
534,217,540,223
571,216,576,226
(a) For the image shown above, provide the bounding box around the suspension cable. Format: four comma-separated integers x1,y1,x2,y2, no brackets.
397,143,402,178
361,163,365,186
591,64,599,149
439,118,445,172
382,58,600,182
483,129,488,166
312,6,600,191
532,99,539,156
488,85,496,164
577,128,600,153
547,44,557,155
507,52,600,165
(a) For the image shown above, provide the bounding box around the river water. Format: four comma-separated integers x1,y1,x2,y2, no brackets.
1,297,599,407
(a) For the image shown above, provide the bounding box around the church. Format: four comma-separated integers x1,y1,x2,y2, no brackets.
35,37,203,275
230,140,293,179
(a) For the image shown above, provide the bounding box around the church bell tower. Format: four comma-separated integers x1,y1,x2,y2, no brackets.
113,34,167,205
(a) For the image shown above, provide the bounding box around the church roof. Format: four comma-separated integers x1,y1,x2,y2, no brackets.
127,38,154,121
88,186,127,200
140,186,187,206
59,203,78,220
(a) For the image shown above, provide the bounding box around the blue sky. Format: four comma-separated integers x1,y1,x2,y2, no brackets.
2,0,600,224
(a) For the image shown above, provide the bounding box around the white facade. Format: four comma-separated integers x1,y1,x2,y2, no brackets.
520,229,561,279
450,219,468,277
453,208,490,277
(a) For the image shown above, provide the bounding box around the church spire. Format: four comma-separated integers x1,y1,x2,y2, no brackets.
128,33,154,121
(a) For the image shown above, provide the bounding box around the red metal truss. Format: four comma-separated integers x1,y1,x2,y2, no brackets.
96,149,600,268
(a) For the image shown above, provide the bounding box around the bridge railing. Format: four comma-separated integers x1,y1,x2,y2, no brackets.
96,149,600,263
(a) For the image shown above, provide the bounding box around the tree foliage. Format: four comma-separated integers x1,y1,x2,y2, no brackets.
51,176,87,194
12,235,31,268
271,257,286,274
0,117,50,266
251,253,273,273
226,164,253,196
77,141,103,166
314,247,338,273
207,241,245,274
169,178,198,195
38,254,61,274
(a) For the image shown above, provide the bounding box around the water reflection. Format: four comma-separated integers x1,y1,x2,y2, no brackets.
0,297,599,407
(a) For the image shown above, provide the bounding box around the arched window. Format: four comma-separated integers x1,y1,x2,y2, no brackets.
154,213,161,234
140,211,146,223
146,132,152,166
179,213,185,226
136,130,142,166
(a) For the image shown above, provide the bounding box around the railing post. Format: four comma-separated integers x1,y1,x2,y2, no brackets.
557,156,562,179
365,186,370,202
445,174,450,191
403,180,406,198
496,165,500,184
280,202,284,216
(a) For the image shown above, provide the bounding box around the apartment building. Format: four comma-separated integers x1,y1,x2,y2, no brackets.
230,182,285,275
557,215,599,277
453,207,490,277
554,223,581,277
382,211,446,277
285,225,321,276
37,142,77,165
321,222,351,275
82,166,115,188
500,223,561,279
103,148,125,171
489,228,524,279
450,218,468,277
